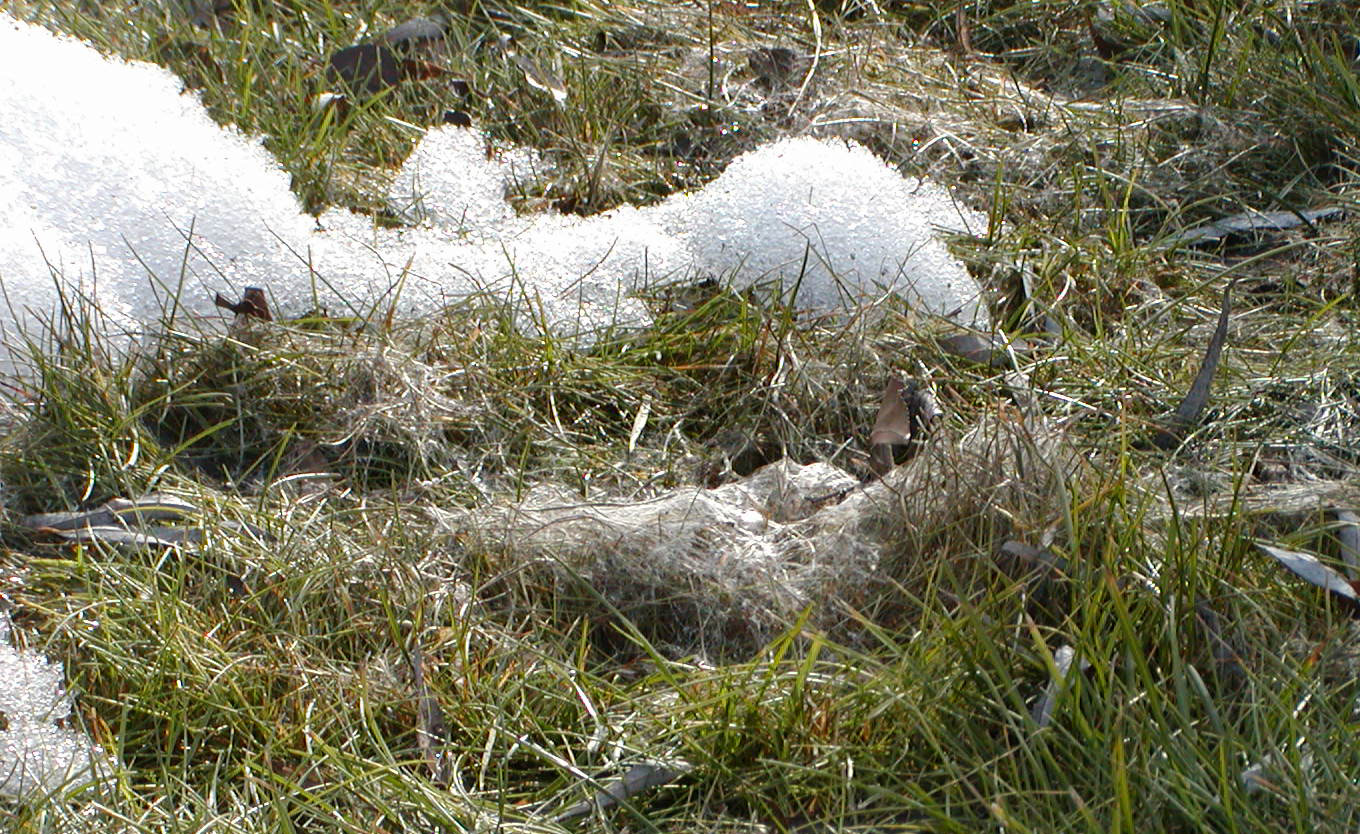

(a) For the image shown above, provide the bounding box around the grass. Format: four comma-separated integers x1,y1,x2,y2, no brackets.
4,0,1360,830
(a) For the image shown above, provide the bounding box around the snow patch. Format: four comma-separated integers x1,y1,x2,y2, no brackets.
0,14,311,357
0,615,111,800
657,138,987,319
0,13,989,372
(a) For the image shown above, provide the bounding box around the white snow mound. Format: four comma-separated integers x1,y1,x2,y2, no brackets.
657,138,988,320
0,15,311,355
0,13,989,372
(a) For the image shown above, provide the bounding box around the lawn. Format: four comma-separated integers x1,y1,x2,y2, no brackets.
3,0,1360,831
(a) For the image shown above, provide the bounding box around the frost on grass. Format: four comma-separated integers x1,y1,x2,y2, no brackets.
0,615,110,801
443,415,1075,658
0,12,989,370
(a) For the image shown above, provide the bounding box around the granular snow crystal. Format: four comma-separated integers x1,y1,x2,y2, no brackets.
0,12,989,373
0,615,110,800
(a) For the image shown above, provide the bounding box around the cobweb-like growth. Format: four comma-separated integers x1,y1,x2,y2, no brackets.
443,416,1075,658
0,615,110,800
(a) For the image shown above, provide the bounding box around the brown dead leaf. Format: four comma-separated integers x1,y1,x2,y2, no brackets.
214,286,272,321
327,43,402,94
869,374,940,477
1151,281,1231,450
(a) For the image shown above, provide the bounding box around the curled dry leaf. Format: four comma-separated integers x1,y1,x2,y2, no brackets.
868,374,940,477
1150,282,1231,450
1254,541,1360,616
214,286,272,321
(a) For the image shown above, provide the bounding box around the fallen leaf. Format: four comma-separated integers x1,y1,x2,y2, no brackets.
869,375,911,446
225,574,249,597
937,331,1029,368
868,375,939,476
328,43,402,94
214,286,272,321
1150,282,1231,449
1164,206,1343,249
592,24,679,54
627,395,651,454
22,494,267,550
187,0,235,28
313,91,349,115
555,762,692,824
1193,600,1246,684
1089,0,1173,59
398,58,451,83
52,526,202,548
748,46,800,89
381,15,449,51
999,539,1068,576
513,53,568,104
1033,645,1091,728
1332,509,1360,577
1255,541,1360,615
409,645,453,786
1241,743,1313,797
23,493,199,530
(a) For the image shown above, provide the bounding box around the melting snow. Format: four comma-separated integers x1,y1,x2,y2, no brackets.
0,13,989,372
0,615,110,800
